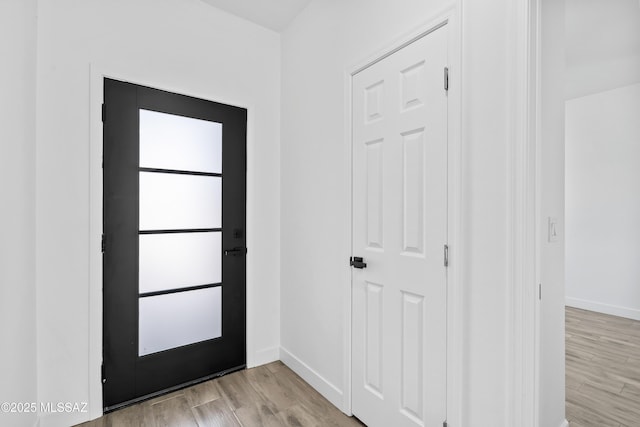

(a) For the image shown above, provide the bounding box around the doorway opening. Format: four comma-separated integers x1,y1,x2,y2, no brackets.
563,0,640,424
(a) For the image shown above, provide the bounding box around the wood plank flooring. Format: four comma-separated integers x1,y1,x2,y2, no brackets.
566,307,640,427
75,362,364,427
77,307,640,427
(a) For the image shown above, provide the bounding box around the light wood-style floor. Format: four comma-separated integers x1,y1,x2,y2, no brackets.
76,307,640,427
76,361,364,427
566,307,640,427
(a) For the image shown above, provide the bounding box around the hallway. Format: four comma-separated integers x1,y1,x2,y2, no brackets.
76,362,363,427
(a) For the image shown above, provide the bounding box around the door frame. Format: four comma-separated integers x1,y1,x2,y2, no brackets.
87,64,256,420
344,5,462,424
507,0,547,426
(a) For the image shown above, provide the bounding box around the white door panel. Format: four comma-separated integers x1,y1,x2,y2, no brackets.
352,24,448,427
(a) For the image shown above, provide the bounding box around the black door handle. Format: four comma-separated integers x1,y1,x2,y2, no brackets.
224,247,247,257
350,256,367,269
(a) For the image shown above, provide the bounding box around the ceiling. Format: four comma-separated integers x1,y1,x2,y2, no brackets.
565,0,640,69
198,0,313,32
199,0,640,56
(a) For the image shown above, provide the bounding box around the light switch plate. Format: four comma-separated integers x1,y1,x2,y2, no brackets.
548,217,559,242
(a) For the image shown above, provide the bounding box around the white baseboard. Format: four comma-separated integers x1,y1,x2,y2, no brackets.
560,419,569,427
247,346,280,368
566,297,640,321
279,346,345,412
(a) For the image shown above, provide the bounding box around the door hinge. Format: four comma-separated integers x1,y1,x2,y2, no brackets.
101,234,105,253
102,103,106,122
101,363,106,384
444,67,449,91
443,421,448,427
444,244,449,267
539,283,542,300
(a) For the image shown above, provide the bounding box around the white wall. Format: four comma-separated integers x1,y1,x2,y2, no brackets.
566,55,640,101
460,0,511,423
0,1,38,426
565,83,640,320
35,1,280,425
281,0,516,425
538,0,567,426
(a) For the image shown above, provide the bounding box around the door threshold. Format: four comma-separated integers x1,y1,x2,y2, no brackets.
103,364,246,413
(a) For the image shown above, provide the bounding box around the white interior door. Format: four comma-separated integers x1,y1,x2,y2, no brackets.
351,24,448,427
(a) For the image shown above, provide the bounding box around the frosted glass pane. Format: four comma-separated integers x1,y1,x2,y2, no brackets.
139,287,222,356
139,232,221,293
139,172,221,230
140,109,222,173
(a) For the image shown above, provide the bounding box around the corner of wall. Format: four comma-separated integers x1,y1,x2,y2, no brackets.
279,347,346,413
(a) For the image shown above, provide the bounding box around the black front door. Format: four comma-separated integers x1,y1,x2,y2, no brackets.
102,78,247,410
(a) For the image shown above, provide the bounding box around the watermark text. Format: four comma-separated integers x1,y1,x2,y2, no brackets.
1,402,88,414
